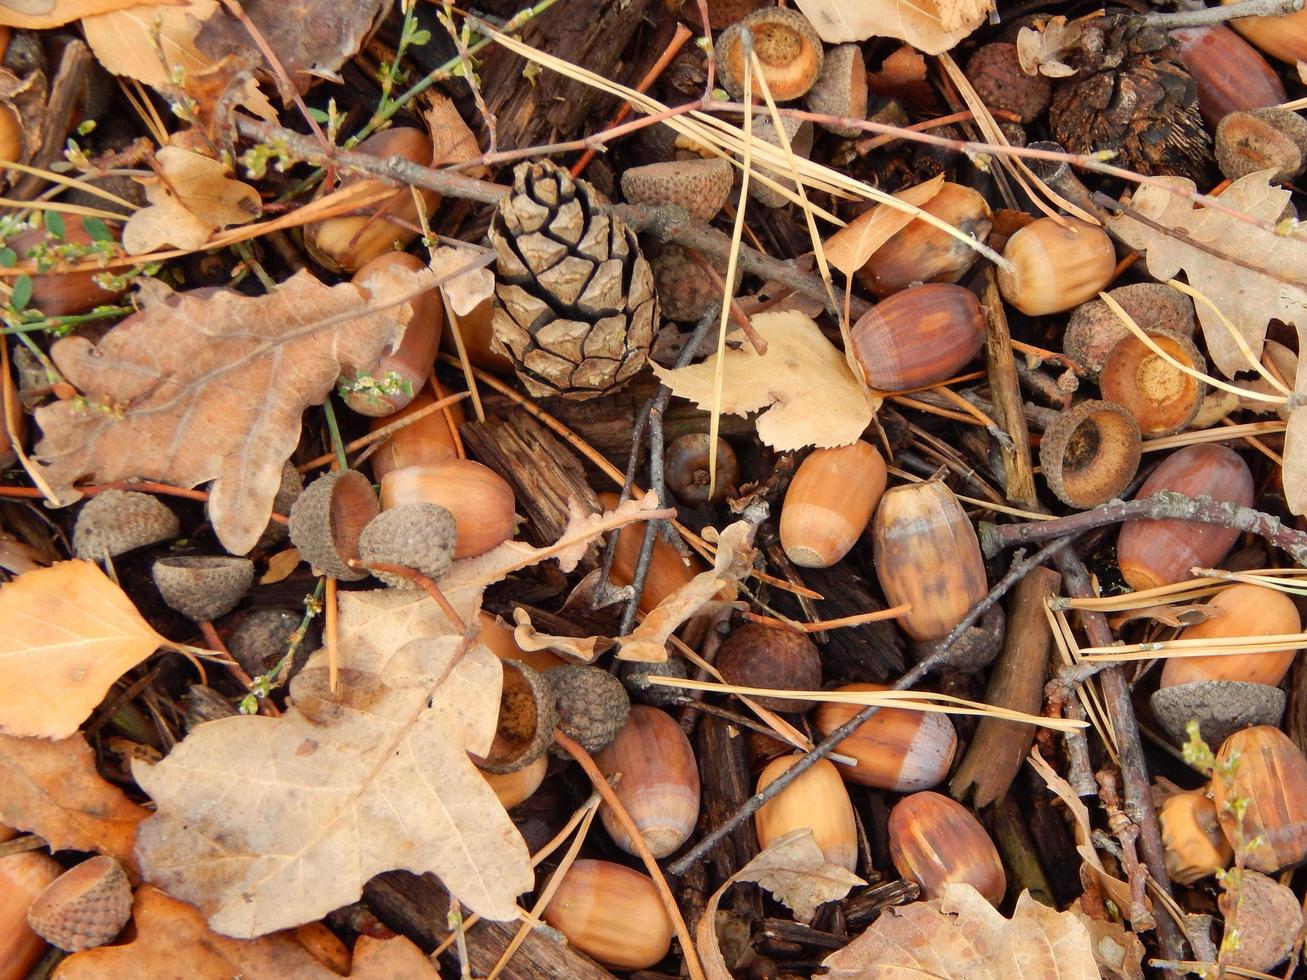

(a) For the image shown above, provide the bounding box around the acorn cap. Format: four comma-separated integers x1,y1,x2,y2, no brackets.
72,490,180,560
288,470,379,580
648,242,740,322
1219,869,1304,974
621,158,734,222
27,856,132,952
715,6,824,103
806,44,868,136
715,622,822,712
227,607,317,678
1064,283,1197,378
358,502,457,587
910,604,1005,674
619,656,689,708
747,117,814,208
1215,106,1307,183
153,556,254,622
255,460,304,549
547,664,631,755
1150,679,1286,748
1039,399,1142,509
472,660,559,773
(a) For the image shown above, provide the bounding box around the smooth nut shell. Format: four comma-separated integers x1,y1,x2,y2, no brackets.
1224,0,1307,64
480,753,547,809
997,217,1116,315
814,683,957,791
369,385,465,482
380,460,516,559
715,622,822,712
857,184,992,297
1160,583,1301,688
755,755,857,871
478,610,565,673
1038,399,1142,508
9,216,127,316
1,850,62,978
780,442,887,568
594,705,700,858
888,791,1005,904
1211,725,1307,873
598,491,704,612
1172,25,1286,126
542,860,673,970
851,283,987,391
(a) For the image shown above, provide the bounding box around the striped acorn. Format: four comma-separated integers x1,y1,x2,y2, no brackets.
850,284,987,392
780,441,887,568
814,683,957,791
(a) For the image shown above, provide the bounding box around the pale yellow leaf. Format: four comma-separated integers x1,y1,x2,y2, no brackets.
0,561,165,738
0,0,150,29
123,145,262,254
823,175,944,276
793,0,994,54
652,311,877,452
260,546,300,584
81,0,219,88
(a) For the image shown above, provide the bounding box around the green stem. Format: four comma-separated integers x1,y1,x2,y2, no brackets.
322,396,349,472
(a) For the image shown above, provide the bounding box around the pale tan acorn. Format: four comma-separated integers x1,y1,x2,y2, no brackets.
369,383,465,482
1223,0,1307,63
888,791,1005,904
480,754,548,809
1160,584,1301,689
594,705,700,858
438,293,516,375
814,683,957,791
379,460,517,559
780,441,887,568
1159,788,1231,884
996,217,1116,315
1211,726,1307,873
873,481,988,642
755,755,858,871
598,491,705,612
542,860,674,970
26,856,131,952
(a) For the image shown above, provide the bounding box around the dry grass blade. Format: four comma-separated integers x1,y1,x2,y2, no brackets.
1044,601,1118,759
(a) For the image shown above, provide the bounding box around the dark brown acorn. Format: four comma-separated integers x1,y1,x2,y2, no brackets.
850,284,986,391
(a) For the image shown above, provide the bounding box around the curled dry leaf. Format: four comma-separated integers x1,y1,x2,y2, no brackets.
793,0,994,55
0,561,165,739
652,311,878,452
52,885,438,979
0,733,149,874
81,0,220,89
123,144,263,254
823,883,1100,979
1015,17,1082,78
32,265,427,555
823,176,944,277
1069,900,1146,980
428,245,496,318
0,0,146,30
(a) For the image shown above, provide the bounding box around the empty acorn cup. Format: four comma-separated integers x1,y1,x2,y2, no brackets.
153,556,255,622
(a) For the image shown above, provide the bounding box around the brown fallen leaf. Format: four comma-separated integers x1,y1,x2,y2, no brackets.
81,0,220,88
792,0,993,55
0,0,145,30
122,144,262,254
1069,900,1146,980
823,176,944,277
0,561,165,739
823,883,1099,979
33,264,427,555
0,733,149,874
53,885,436,978
651,311,878,452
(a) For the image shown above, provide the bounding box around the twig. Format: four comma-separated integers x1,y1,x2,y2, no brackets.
198,620,279,717
981,270,1037,509
979,491,1307,566
352,560,471,636
1135,0,1303,27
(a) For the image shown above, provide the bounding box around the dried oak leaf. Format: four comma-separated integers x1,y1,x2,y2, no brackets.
0,0,144,30
652,311,877,452
822,883,1099,979
793,0,993,55
123,144,262,254
81,0,220,89
0,733,149,874
0,561,165,739
53,885,437,979
32,265,426,556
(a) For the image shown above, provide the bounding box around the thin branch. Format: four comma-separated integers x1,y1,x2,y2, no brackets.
1135,0,1303,27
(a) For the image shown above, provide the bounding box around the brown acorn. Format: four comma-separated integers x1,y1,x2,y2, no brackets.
715,7,824,102
780,441,887,568
1160,584,1301,689
1172,25,1287,126
594,705,700,858
469,659,557,774
857,184,993,297
26,856,131,952
9,215,127,316
1223,0,1307,63
996,217,1116,315
887,791,1005,904
1038,399,1142,509
814,683,957,791
1117,444,1254,591
873,481,988,642
714,622,822,711
598,491,705,613
665,433,739,506
542,860,674,970
480,754,547,810
1159,788,1231,884
850,284,987,391
369,385,465,482
0,850,61,979
379,460,517,559
755,755,858,871
1211,726,1307,873
1099,331,1206,437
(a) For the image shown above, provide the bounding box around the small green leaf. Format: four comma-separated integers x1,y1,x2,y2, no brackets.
0,248,15,268
11,275,32,311
82,217,112,242
44,211,65,240
408,28,430,45
308,107,330,123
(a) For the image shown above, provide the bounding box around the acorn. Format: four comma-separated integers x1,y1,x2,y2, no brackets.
478,610,565,673
1099,331,1207,437
857,184,993,298
1211,726,1307,873
342,252,443,417
621,158,734,221
438,295,516,375
714,622,822,712
887,791,1005,904
0,850,61,978
965,42,1052,123
598,491,705,613
1159,788,1232,884
755,755,858,871
547,664,630,755
715,7,823,102
358,502,457,586
379,460,516,559
288,470,380,581
471,659,558,774
228,607,317,679
806,44,867,136
1171,26,1287,127
1151,680,1285,750
850,284,987,391
814,683,957,791
369,385,465,482
480,754,548,810
295,921,352,976
681,0,767,28
747,117,814,208
780,441,887,568
304,128,438,273
8,215,127,316
1223,0,1307,64
594,705,700,858
26,856,131,952
1038,399,1142,509
1218,869,1303,973
665,433,739,506
1215,107,1307,183
996,217,1116,316
72,490,180,560
542,860,673,970
648,242,740,322
255,460,304,550
1116,444,1254,591
873,481,988,642
152,556,254,622
1064,282,1196,378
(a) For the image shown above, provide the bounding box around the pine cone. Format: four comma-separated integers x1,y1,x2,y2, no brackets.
1048,15,1210,179
489,161,658,400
